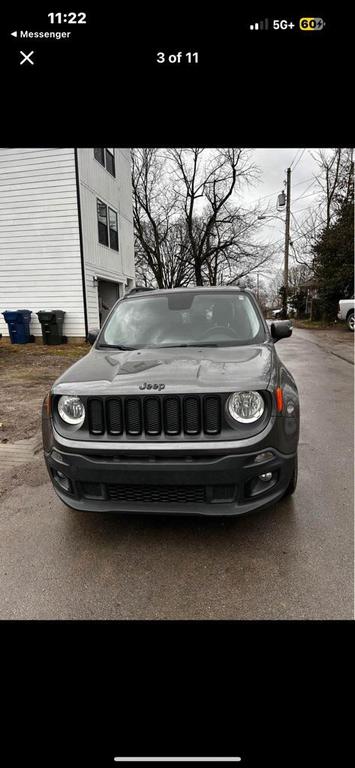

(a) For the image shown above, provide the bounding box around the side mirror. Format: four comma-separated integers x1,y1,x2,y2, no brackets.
87,328,100,345
271,320,292,342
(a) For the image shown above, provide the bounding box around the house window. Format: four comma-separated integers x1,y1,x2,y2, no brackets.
97,200,109,246
97,199,119,251
108,207,119,251
93,147,116,177
105,148,115,176
94,148,105,166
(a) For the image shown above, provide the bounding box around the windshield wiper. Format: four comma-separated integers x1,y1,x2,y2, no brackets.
98,343,136,350
156,343,218,348
99,342,219,350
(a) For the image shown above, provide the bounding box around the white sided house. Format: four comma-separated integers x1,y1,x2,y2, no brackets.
0,148,135,340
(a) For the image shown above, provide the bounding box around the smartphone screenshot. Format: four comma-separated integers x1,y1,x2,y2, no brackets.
0,6,353,767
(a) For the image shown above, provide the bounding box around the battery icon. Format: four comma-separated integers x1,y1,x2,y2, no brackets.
300,17,325,30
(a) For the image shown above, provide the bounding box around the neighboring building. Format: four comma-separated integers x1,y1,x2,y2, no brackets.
0,148,135,339
300,278,320,319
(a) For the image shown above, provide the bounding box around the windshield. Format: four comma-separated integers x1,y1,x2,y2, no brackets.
100,291,266,349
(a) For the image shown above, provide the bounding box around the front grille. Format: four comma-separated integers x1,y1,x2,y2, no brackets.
125,398,142,435
87,394,223,438
144,397,161,435
106,399,123,435
204,396,221,434
80,482,237,504
106,484,206,504
88,399,104,434
184,396,201,435
164,397,180,434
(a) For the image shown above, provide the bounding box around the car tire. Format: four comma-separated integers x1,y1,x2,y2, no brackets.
346,311,354,331
284,453,298,496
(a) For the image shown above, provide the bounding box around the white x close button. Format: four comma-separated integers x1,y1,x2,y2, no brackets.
19,50,34,65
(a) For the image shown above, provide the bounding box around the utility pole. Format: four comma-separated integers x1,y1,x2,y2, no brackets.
283,167,291,318
256,272,260,301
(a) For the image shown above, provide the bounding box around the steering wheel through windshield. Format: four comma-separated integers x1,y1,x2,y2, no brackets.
199,325,239,340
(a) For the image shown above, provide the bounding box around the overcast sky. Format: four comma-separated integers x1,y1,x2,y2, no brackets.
241,148,323,284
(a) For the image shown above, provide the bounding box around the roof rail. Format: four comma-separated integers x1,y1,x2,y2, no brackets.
124,285,155,297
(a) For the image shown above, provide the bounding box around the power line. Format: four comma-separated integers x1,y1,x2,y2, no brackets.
292,204,319,214
292,189,319,205
267,205,327,249
293,176,315,188
292,179,319,203
246,175,316,206
292,148,306,171
290,212,305,236
291,215,327,243
293,175,316,188
289,149,302,169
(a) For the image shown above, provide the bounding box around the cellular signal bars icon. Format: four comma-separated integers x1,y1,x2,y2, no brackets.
250,19,269,30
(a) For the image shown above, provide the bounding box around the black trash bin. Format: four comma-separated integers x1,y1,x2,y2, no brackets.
37,310,66,345
2,309,34,344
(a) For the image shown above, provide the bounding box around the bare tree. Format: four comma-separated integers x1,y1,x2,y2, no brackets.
238,273,269,315
289,148,353,269
131,149,192,288
132,147,274,288
263,270,284,309
311,148,353,228
167,148,261,285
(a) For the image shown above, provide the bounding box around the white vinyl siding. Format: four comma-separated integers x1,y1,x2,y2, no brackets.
77,148,135,329
0,147,135,338
0,148,85,338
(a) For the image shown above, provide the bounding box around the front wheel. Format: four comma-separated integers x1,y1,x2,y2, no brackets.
284,453,298,496
347,311,354,331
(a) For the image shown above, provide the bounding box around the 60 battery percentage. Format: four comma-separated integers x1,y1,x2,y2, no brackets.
300,17,325,30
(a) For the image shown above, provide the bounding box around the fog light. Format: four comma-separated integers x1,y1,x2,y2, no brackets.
254,451,273,464
54,470,71,493
259,472,273,482
286,401,295,415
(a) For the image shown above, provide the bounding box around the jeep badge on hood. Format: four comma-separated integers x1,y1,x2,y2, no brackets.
139,382,165,391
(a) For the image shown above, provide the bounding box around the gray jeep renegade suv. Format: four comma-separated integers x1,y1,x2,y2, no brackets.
42,287,299,516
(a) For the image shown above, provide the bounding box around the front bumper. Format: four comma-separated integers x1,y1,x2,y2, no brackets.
44,433,296,516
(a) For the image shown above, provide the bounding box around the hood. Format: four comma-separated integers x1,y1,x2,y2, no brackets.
53,344,274,396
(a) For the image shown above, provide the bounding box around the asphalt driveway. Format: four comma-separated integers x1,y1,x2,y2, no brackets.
0,328,353,619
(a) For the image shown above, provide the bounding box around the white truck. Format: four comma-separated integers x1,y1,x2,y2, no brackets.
337,297,354,331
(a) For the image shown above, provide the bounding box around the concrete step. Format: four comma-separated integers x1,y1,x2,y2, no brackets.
0,431,42,472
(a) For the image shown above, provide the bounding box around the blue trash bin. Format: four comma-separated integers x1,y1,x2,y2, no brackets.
2,309,32,344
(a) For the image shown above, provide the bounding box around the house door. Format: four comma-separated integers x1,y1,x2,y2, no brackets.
98,280,121,326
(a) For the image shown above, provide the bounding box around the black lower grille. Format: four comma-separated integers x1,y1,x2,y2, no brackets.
89,394,223,438
106,484,206,504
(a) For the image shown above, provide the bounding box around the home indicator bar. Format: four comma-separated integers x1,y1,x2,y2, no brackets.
114,757,242,763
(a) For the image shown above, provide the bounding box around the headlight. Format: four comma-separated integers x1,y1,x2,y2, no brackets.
228,391,264,423
58,395,85,426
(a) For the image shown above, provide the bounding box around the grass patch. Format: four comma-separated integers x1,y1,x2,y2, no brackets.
0,339,88,359
293,319,344,330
